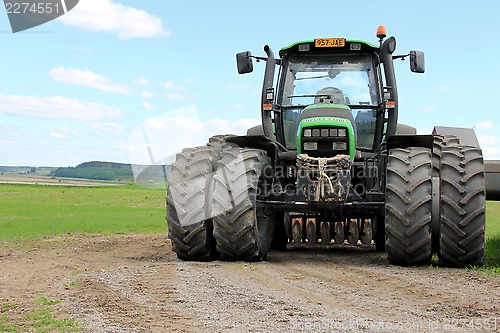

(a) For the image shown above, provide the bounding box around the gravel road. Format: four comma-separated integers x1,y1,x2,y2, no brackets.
1,234,498,332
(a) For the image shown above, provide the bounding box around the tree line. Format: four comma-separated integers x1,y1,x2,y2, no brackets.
50,161,134,181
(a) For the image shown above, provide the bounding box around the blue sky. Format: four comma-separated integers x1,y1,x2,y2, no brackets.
0,0,499,166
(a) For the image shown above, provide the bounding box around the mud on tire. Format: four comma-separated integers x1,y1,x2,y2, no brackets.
439,145,485,267
212,148,274,261
385,147,433,266
166,146,220,261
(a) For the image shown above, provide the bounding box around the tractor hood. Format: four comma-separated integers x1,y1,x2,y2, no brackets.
297,104,356,159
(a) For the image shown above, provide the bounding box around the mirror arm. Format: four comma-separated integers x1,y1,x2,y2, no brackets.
251,55,281,65
392,53,410,61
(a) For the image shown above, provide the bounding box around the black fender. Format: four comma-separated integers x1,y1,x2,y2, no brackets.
225,135,280,167
387,135,434,151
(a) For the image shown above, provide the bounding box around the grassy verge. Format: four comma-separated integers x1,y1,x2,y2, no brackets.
0,183,166,241
1,297,82,333
483,235,500,274
486,200,500,236
480,201,500,274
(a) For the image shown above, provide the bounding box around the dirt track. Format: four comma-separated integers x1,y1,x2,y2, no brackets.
1,234,499,332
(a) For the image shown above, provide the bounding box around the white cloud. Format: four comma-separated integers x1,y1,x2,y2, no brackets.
142,91,155,98
133,77,149,85
475,121,493,130
162,81,174,90
482,146,500,160
88,122,124,135
205,118,260,135
162,82,190,101
60,0,169,40
128,105,260,165
49,127,80,139
181,77,196,84
143,101,154,110
478,135,500,145
416,128,431,135
229,103,245,110
166,91,190,101
422,106,435,113
0,94,122,121
49,132,66,139
49,67,130,95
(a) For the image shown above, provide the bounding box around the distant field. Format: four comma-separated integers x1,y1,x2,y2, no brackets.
0,172,127,187
0,183,166,241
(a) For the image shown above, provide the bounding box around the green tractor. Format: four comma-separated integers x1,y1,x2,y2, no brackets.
166,26,486,267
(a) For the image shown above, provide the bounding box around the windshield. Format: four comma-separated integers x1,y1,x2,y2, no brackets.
282,53,379,106
280,53,380,151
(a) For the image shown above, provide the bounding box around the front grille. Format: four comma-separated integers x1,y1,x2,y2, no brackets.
301,127,349,157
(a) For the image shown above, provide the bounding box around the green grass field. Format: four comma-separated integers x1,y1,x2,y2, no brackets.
484,201,500,271
0,183,166,241
0,183,499,272
486,201,500,236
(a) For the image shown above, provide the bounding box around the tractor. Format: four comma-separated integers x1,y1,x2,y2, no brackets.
166,26,486,267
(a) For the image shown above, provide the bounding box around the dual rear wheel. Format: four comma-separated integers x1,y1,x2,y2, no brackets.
167,145,275,262
385,145,485,267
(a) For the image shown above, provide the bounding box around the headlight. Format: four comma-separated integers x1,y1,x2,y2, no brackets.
333,142,347,150
338,128,347,137
304,142,318,150
304,129,312,137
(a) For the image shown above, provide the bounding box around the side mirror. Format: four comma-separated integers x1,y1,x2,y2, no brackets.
236,51,253,74
410,50,425,73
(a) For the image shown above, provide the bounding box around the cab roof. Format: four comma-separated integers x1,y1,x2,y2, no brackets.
279,39,379,58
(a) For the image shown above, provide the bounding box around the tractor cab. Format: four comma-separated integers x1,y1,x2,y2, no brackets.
237,28,425,163
277,40,382,155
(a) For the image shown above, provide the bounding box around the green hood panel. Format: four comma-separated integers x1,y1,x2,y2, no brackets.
297,116,356,159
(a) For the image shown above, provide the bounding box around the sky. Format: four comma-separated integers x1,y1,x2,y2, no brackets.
0,0,499,167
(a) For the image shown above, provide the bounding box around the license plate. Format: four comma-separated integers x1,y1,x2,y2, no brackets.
314,38,346,48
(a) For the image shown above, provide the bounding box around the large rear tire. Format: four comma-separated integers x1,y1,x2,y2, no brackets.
385,147,433,266
212,148,274,261
439,145,485,267
166,146,220,261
